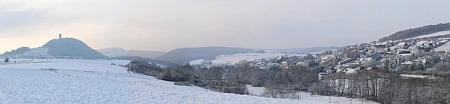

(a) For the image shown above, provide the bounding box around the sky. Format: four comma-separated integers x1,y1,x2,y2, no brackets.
1,0,450,53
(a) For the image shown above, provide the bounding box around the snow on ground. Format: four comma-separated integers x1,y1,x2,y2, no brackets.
190,53,304,65
0,59,378,104
400,74,436,79
412,30,450,39
246,85,265,96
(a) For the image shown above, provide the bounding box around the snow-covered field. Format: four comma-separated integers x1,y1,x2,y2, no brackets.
412,30,450,39
0,59,377,104
246,85,265,96
190,53,305,65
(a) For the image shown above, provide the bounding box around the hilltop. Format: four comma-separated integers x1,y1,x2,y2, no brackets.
42,38,108,59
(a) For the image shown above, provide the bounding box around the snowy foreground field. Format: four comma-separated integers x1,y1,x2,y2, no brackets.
0,59,377,104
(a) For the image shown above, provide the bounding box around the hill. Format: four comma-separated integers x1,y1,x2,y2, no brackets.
2,47,31,56
379,22,450,41
97,48,128,57
42,38,108,59
98,48,165,58
155,46,254,64
111,56,180,67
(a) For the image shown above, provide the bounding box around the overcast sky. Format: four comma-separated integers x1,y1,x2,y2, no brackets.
1,0,450,53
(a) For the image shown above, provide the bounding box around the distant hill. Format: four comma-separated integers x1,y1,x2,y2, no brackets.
155,46,254,64
97,48,128,57
273,46,341,54
379,22,450,41
2,47,31,56
111,56,180,67
42,38,108,59
98,48,165,58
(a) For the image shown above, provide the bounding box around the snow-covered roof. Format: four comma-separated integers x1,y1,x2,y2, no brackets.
396,42,407,46
416,41,428,46
436,41,450,52
321,55,335,60
375,42,388,46
401,61,413,65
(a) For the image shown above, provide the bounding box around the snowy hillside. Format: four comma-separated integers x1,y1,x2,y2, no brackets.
412,30,450,39
190,52,305,65
0,59,377,104
1,37,108,59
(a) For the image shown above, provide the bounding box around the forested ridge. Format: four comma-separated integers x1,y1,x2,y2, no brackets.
379,22,450,41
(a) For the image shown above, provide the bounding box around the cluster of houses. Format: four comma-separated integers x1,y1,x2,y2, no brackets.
301,37,450,79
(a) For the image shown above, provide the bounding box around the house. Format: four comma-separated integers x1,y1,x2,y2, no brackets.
396,53,412,62
436,39,449,46
435,41,450,53
376,41,395,47
320,55,336,64
400,61,414,70
374,42,389,48
281,61,289,69
296,61,309,67
318,72,328,80
408,47,420,55
266,62,280,67
398,49,411,55
396,42,410,49
359,58,374,66
338,58,356,66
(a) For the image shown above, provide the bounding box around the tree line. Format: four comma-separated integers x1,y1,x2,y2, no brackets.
310,70,450,104
126,60,319,97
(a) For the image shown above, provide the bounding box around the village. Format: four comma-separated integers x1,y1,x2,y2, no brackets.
314,37,450,76
191,36,450,80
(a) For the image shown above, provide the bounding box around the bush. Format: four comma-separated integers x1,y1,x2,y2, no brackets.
127,60,163,77
161,70,173,81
